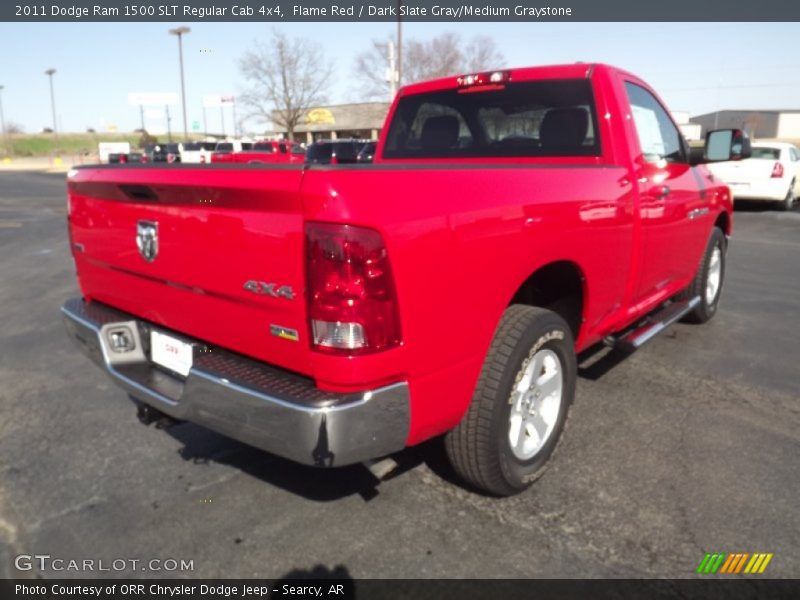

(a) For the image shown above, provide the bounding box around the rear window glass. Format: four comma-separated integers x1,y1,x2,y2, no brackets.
184,142,217,151
750,147,781,160
334,142,359,161
384,79,600,159
306,144,333,162
163,144,180,153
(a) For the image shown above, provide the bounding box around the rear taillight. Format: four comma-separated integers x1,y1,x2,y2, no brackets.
771,162,784,178
167,153,176,163
306,222,401,354
200,154,206,164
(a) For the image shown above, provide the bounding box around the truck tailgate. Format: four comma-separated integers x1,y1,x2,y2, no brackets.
67,165,312,376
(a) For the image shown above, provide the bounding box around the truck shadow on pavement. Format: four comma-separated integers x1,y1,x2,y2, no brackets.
164,422,423,502
163,415,473,501
159,344,640,501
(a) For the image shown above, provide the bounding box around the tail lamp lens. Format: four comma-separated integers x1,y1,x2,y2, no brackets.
306,222,401,354
771,162,784,178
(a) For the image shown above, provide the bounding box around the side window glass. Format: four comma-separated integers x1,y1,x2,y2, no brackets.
625,82,685,164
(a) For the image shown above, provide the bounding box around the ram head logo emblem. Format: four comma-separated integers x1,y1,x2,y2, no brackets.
136,220,159,262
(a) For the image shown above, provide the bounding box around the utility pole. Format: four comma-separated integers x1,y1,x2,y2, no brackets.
139,104,145,132
45,68,57,138
202,105,207,138
0,85,8,155
232,99,238,138
168,26,191,140
387,41,397,98
166,105,172,142
397,1,403,86
220,105,225,137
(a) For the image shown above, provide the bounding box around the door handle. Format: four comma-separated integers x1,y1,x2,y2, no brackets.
648,185,671,199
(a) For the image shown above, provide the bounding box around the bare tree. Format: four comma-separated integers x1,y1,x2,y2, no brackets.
404,32,463,85
353,38,394,102
353,33,506,100
462,35,505,73
239,31,333,140
3,121,24,134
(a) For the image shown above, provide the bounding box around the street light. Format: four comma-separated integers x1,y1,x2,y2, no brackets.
45,68,57,137
168,26,190,141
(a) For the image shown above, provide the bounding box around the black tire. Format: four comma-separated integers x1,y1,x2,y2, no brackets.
681,227,727,324
444,305,576,496
779,182,796,211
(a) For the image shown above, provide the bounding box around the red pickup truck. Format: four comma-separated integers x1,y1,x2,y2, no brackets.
210,140,305,164
62,63,749,495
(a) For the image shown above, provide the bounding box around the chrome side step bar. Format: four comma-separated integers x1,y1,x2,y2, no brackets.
610,296,701,353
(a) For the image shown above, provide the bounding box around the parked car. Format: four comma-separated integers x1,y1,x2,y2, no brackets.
706,142,799,210
62,63,748,496
357,141,377,163
108,151,146,164
144,143,183,163
180,141,217,164
210,140,253,163
304,139,367,165
214,140,306,164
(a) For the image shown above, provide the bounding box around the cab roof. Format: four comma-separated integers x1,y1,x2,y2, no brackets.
398,63,622,97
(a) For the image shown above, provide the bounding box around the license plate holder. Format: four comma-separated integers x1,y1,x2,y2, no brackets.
150,330,193,377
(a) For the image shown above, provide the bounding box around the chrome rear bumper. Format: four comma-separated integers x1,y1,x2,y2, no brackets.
61,298,410,467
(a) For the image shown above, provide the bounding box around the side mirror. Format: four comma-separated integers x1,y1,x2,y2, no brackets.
694,129,752,164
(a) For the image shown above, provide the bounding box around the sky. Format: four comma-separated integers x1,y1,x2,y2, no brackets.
1,21,798,135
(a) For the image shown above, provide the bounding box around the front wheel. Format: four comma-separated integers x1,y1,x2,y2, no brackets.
445,305,576,496
681,226,727,324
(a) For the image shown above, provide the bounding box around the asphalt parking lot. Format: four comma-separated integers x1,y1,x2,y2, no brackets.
1,170,798,580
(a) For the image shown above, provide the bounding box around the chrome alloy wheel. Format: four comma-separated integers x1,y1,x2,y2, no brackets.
706,246,722,305
508,348,563,460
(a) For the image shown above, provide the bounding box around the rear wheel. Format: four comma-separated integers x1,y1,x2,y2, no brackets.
445,305,576,496
681,227,727,323
779,182,796,211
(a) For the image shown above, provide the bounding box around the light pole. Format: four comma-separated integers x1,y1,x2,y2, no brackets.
168,26,190,141
397,1,403,86
45,68,57,137
0,85,8,155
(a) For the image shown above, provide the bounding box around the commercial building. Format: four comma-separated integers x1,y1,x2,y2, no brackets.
690,110,800,139
272,102,390,144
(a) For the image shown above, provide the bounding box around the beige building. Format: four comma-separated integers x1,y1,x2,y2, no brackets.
272,102,390,144
690,110,800,140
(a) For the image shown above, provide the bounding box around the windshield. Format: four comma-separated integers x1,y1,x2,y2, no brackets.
384,79,600,159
